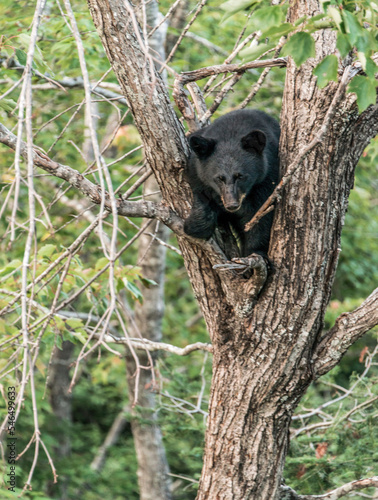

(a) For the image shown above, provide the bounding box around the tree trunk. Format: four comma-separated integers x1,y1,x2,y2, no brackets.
47,341,74,500
86,0,378,498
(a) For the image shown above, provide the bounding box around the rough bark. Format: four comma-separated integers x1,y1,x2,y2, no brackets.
85,0,378,498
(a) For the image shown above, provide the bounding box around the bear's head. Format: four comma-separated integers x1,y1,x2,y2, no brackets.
189,130,268,213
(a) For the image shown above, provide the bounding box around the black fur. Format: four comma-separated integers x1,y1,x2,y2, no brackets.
184,109,280,257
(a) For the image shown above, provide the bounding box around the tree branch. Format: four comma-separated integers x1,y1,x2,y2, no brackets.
177,57,288,86
312,287,378,378
0,121,230,268
280,476,378,499
1,57,129,106
0,121,181,229
103,335,213,355
173,57,287,132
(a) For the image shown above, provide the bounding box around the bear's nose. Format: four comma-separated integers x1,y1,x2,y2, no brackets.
224,201,240,212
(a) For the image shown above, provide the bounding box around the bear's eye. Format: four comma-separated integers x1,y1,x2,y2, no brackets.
233,173,243,180
217,175,226,183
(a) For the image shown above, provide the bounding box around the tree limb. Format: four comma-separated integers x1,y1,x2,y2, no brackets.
0,121,180,229
176,57,288,86
0,121,230,268
1,57,129,106
312,287,378,378
173,57,287,132
103,335,213,355
280,476,378,499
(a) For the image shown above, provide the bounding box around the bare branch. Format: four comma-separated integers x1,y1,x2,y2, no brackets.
280,476,378,499
0,121,181,231
176,57,287,86
312,287,378,378
184,32,228,56
165,0,208,65
173,58,287,132
0,122,229,268
102,335,213,355
90,403,130,472
239,36,286,109
2,57,129,105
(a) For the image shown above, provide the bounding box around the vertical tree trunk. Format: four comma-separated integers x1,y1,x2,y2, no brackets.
47,341,74,500
125,175,172,500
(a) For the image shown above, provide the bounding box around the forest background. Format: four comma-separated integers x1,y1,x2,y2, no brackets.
0,0,377,498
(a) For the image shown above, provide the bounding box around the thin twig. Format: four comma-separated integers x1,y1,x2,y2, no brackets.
165,0,208,65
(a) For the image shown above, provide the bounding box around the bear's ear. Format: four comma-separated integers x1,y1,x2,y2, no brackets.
189,136,216,159
241,130,266,155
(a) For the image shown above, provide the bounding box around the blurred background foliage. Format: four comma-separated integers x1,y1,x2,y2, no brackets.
0,0,377,498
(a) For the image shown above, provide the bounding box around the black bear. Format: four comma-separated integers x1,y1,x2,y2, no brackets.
184,109,280,258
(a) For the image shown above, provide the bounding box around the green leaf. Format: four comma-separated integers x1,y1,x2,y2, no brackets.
313,55,339,89
123,279,143,302
336,32,352,58
37,244,56,259
262,22,295,39
307,13,334,32
342,10,364,46
220,0,261,21
17,33,32,49
282,32,315,67
138,276,158,288
15,48,27,66
365,57,378,79
348,75,378,112
66,318,84,329
0,98,16,113
355,32,375,54
293,15,306,27
327,6,342,30
250,6,285,32
0,259,22,277
240,41,275,61
95,257,109,271
357,51,367,71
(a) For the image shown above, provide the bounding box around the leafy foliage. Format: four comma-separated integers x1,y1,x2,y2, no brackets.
222,0,378,109
312,54,339,88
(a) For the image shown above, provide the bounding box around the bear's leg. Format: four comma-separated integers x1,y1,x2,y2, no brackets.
184,193,217,240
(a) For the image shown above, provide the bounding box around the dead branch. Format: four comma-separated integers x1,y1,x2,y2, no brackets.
103,335,213,355
173,57,287,132
0,122,230,268
312,287,378,378
280,476,378,499
177,56,288,86
1,58,129,106
0,121,181,230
